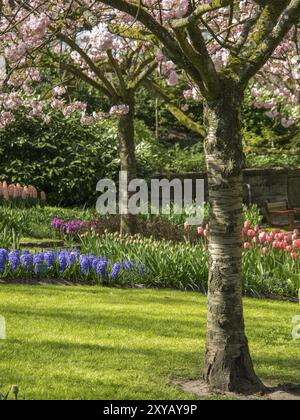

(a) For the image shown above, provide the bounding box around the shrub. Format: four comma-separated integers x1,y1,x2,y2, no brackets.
0,113,160,206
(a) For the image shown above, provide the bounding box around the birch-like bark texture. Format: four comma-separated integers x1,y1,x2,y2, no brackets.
203,80,264,393
118,92,138,235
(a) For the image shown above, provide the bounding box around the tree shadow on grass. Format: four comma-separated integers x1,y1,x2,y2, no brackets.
1,307,206,340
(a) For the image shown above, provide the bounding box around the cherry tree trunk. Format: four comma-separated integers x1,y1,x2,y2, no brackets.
118,93,137,235
203,81,264,394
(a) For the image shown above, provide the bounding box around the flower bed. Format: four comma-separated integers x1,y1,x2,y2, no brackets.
0,248,145,284
0,181,46,206
196,221,300,297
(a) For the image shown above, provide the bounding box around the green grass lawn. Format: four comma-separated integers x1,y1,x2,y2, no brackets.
0,285,299,400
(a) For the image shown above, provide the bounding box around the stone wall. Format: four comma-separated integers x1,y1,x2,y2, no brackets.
151,168,300,209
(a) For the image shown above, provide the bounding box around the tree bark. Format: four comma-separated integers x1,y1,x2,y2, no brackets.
118,92,137,235
203,80,264,394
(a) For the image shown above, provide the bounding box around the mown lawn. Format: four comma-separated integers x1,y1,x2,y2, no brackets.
0,285,299,400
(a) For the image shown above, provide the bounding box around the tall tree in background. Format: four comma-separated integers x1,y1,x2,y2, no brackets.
0,7,158,234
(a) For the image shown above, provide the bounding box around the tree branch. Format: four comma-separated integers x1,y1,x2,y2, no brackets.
239,0,300,85
107,49,127,95
58,33,118,98
171,0,232,29
143,79,205,137
128,60,157,90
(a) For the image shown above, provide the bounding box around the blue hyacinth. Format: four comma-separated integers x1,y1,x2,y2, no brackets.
0,249,9,273
109,263,121,280
96,259,107,279
33,253,45,274
58,252,68,273
20,252,33,271
9,250,20,273
0,246,146,283
80,255,90,274
44,251,56,268
69,252,78,265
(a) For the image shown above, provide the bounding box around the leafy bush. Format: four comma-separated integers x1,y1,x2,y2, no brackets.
0,113,160,206
246,152,300,169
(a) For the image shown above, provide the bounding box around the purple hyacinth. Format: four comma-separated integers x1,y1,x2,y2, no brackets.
96,259,107,279
9,250,20,272
109,263,121,280
125,259,134,271
58,252,68,273
51,218,65,231
33,253,45,274
69,252,79,265
137,261,145,274
44,251,56,268
80,255,90,274
51,218,89,235
0,249,8,273
20,252,33,271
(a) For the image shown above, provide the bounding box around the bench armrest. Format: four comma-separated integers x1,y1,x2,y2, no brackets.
268,210,295,216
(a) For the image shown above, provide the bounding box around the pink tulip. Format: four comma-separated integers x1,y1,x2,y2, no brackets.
291,253,299,261
261,247,268,255
203,229,209,238
242,228,248,237
294,240,300,250
258,232,267,244
244,221,251,230
286,246,293,253
247,229,256,239
197,227,204,235
244,242,251,250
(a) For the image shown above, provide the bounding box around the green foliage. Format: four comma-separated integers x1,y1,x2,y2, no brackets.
0,205,96,242
0,112,119,206
157,143,206,174
0,111,167,205
0,386,19,401
246,152,300,169
79,223,300,297
243,204,263,226
0,389,10,401
80,233,209,292
243,246,300,297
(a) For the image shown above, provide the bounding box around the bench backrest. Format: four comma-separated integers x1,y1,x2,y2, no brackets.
265,200,289,213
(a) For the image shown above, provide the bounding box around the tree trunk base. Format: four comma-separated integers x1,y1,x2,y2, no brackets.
176,379,300,400
204,344,265,394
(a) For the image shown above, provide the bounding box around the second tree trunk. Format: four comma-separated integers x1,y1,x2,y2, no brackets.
118,93,137,235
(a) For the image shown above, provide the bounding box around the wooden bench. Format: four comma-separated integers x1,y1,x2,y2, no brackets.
264,200,296,230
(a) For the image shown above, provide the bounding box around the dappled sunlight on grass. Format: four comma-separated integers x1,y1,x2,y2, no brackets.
0,286,299,399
